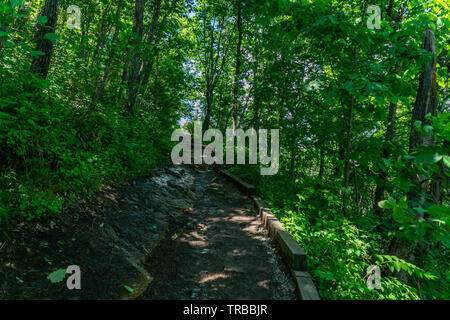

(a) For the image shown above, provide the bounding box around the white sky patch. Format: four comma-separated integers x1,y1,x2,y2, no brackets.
179,118,187,128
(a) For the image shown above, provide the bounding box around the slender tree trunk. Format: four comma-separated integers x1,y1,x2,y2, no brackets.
126,0,146,114
0,1,11,50
93,3,113,62
12,1,31,41
318,149,324,180
223,109,231,133
231,1,242,133
374,67,399,215
410,30,441,205
250,28,262,131
342,1,367,216
81,7,95,64
91,0,123,106
333,127,346,178
374,6,405,215
201,15,228,132
290,140,296,178
139,0,162,89
353,161,360,208
409,30,438,153
391,29,438,284
30,0,60,79
203,88,213,131
342,95,354,216
441,66,449,112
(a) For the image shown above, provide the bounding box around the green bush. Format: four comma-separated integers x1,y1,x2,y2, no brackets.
0,67,173,221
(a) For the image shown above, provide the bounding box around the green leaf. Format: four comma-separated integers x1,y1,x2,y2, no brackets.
414,120,422,132
4,40,14,48
44,33,59,44
47,268,67,283
393,205,412,223
414,148,443,165
378,197,395,209
423,125,433,134
123,285,134,293
31,51,46,57
443,155,450,168
382,158,392,168
37,15,48,25
398,196,408,209
427,205,450,218
10,0,23,9
27,119,37,128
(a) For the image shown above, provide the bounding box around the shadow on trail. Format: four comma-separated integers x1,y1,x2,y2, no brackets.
141,167,296,300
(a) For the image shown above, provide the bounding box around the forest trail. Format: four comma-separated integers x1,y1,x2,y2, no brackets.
140,166,296,300
0,165,296,300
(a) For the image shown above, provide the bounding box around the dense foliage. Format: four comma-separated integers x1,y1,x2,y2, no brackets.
0,0,449,300
224,0,449,299
0,0,188,218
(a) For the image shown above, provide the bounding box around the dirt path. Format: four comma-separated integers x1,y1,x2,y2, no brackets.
1,165,295,300
141,167,296,300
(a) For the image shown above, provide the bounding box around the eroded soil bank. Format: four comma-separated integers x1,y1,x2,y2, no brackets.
0,166,295,300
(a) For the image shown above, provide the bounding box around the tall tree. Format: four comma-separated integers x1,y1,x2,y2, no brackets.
409,29,440,205
30,0,60,78
136,0,162,97
0,1,11,50
196,3,231,131
373,2,404,216
231,0,243,133
409,30,439,154
390,29,439,284
91,0,124,106
126,0,146,114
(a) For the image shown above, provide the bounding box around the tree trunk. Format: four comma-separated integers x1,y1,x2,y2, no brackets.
203,88,213,131
0,1,10,50
441,66,449,112
374,96,398,216
409,29,438,153
200,14,229,132
318,149,324,180
342,0,368,216
93,2,113,62
126,0,146,114
342,95,354,216
391,29,438,284
30,0,60,79
91,0,123,106
290,140,296,178
374,6,404,216
139,0,162,89
333,127,345,178
231,1,242,133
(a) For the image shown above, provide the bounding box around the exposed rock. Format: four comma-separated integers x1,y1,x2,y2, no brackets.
0,166,195,300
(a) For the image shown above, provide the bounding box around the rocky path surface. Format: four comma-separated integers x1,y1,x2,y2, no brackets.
0,166,296,300
141,166,296,300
